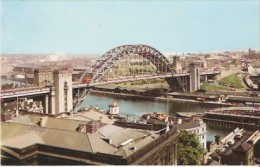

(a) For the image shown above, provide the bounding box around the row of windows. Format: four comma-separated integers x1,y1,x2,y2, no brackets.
190,126,206,134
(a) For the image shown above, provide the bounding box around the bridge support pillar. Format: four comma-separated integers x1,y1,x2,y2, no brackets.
53,70,73,114
44,94,49,114
165,76,189,92
204,75,208,83
34,69,53,87
172,56,182,73
50,86,56,115
189,63,200,92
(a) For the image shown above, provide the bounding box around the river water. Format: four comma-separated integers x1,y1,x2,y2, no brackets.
1,78,232,142
82,94,233,142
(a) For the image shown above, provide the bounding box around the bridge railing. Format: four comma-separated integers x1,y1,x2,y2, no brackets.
0,86,38,92
0,87,50,98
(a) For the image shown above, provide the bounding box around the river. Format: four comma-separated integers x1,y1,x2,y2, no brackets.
1,78,232,142
81,94,233,142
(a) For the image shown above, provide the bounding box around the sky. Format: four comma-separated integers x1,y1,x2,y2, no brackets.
1,0,259,54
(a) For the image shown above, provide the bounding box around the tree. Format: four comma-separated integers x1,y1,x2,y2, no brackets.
177,131,203,165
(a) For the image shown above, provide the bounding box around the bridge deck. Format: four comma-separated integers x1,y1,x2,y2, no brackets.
1,71,220,98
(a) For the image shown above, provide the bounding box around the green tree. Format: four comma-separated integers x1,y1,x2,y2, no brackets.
177,131,203,165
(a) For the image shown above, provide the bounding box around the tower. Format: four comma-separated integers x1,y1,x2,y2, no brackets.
53,70,73,114
34,69,53,87
109,101,119,115
189,63,200,92
172,56,182,73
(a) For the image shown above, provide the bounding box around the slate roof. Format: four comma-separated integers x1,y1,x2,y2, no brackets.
66,110,114,124
7,114,88,132
115,135,157,158
29,115,87,131
172,122,200,130
1,122,116,154
233,142,252,152
7,114,35,126
146,119,167,125
98,124,154,148
222,133,253,156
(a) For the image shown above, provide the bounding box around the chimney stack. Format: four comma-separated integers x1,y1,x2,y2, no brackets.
39,117,47,127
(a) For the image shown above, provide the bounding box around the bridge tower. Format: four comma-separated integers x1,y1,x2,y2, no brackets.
189,63,200,92
172,56,182,73
53,70,73,114
34,69,53,87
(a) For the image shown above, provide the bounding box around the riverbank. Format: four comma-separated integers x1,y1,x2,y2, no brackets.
90,90,233,108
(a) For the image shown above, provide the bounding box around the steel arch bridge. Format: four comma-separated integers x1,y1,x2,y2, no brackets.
74,44,186,111
80,44,176,83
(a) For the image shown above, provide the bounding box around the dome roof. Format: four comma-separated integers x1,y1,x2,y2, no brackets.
109,101,118,107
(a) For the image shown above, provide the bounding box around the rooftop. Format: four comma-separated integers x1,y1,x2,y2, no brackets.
1,122,116,154
222,132,256,156
64,109,115,124
173,121,203,130
226,96,260,103
1,112,161,158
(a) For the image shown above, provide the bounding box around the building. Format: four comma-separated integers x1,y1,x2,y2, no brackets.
221,131,260,165
172,56,182,73
206,58,220,70
0,57,14,76
248,65,260,76
109,101,119,115
176,118,207,149
1,109,179,165
246,48,260,60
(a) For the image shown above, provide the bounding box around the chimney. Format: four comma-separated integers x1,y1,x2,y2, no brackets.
86,121,100,133
39,117,47,127
177,118,182,124
215,135,221,145
206,141,212,152
110,115,114,120
166,123,170,132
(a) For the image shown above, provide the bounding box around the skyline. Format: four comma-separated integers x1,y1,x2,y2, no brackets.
1,0,259,54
